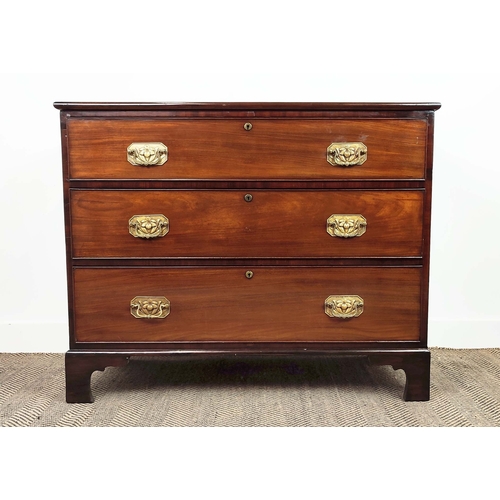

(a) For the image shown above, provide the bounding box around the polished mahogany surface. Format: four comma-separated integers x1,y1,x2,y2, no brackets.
71,190,423,258
73,267,421,343
67,119,427,180
55,102,441,112
57,102,439,402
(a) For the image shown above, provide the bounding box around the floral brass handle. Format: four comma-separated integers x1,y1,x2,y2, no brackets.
327,214,367,238
130,296,170,319
129,215,169,239
327,142,367,167
127,142,168,166
325,295,364,319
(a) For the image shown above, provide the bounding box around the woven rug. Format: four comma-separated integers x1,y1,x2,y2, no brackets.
1,348,499,427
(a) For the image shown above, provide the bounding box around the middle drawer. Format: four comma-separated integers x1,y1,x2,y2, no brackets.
71,190,423,258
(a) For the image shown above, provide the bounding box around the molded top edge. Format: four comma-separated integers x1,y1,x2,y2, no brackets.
54,102,441,111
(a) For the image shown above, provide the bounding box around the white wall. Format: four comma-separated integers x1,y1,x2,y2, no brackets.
1,2,499,351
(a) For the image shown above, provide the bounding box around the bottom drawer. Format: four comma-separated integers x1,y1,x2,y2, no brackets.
72,267,421,343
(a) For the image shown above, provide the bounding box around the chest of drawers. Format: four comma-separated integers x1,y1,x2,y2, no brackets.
55,102,440,403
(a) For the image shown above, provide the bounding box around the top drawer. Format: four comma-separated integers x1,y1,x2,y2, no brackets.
67,119,427,180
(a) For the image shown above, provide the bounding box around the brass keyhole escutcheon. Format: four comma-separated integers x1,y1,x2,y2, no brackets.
243,122,253,131
245,270,254,279
244,194,253,202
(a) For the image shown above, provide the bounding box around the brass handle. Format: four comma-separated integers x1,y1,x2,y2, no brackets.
127,142,168,166
327,142,367,167
129,215,169,238
130,296,170,319
325,295,364,319
327,214,367,238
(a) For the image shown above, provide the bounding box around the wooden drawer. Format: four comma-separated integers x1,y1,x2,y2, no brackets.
71,190,423,258
73,267,421,343
67,119,427,180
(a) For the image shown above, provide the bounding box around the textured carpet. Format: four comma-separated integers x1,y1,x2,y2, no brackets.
1,348,499,427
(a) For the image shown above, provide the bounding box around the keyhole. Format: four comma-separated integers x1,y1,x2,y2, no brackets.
244,194,253,202
243,122,253,131
245,270,254,279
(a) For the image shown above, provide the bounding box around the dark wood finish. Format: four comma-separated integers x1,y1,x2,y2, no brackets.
420,113,435,347
71,340,424,351
65,348,429,402
56,102,439,402
369,350,431,401
69,180,427,189
65,352,129,403
55,102,442,112
67,119,427,180
73,258,423,267
71,190,423,258
73,267,421,343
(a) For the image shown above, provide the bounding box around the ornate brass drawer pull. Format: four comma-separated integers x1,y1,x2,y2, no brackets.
327,142,367,167
129,214,169,239
325,295,364,319
127,142,168,166
327,214,367,238
130,296,170,319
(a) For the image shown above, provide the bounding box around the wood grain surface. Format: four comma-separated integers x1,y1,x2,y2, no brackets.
70,190,423,258
73,267,421,343
57,103,439,402
67,119,427,180
55,102,442,111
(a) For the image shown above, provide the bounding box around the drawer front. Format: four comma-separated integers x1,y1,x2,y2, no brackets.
71,190,423,258
67,119,427,180
73,267,421,343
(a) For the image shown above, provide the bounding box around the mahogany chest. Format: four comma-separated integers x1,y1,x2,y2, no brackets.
55,102,440,402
